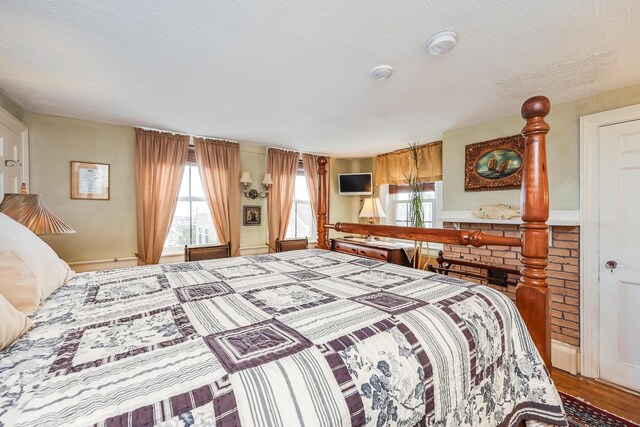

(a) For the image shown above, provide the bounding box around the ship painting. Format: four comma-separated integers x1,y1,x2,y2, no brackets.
465,134,525,191
475,149,522,180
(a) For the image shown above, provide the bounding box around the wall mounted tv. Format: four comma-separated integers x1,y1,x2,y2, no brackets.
338,173,373,195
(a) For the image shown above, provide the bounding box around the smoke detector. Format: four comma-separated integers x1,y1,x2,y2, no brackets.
427,31,458,55
371,65,393,80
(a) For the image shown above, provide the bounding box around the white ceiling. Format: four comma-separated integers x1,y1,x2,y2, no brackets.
1,1,639,156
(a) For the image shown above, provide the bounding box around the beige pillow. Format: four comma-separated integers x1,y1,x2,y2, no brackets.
0,293,33,351
0,213,75,314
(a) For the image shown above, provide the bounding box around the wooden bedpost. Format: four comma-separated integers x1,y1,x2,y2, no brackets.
316,156,329,249
517,96,552,368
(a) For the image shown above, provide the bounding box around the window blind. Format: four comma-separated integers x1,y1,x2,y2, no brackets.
388,182,435,194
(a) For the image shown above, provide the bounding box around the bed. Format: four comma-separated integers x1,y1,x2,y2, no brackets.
0,97,566,426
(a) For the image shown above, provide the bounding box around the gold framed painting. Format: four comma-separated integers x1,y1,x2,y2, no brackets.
464,134,525,192
70,161,110,200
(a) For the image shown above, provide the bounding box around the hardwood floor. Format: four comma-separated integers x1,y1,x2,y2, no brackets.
552,368,640,423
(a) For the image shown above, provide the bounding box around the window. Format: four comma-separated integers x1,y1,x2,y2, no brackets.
285,162,316,240
164,159,218,251
383,182,441,229
392,191,436,228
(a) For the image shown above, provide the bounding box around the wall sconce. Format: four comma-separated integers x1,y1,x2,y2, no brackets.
240,171,272,199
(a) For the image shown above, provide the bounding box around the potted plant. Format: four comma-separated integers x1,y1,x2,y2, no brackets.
404,142,425,268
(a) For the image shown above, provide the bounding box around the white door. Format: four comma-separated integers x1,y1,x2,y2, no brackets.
599,119,640,392
0,121,26,195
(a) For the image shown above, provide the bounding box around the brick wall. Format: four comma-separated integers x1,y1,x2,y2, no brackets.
440,222,580,347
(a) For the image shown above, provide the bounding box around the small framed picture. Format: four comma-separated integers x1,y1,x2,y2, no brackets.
70,161,110,200
243,205,261,226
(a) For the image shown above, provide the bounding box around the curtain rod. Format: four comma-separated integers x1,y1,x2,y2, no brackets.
266,146,329,157
135,126,239,144
376,140,442,157
136,126,329,157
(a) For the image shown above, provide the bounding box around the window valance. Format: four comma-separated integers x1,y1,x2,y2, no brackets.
374,141,442,187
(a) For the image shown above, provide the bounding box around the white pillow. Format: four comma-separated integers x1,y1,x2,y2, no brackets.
0,292,32,351
0,213,74,314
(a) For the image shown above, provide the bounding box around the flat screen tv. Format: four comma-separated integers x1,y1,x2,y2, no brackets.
338,173,372,195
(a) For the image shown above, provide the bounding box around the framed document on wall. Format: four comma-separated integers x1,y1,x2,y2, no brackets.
70,161,110,200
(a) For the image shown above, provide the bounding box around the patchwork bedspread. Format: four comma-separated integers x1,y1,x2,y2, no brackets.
0,249,566,426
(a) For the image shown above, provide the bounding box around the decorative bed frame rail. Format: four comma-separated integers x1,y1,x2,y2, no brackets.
315,96,552,367
427,250,521,288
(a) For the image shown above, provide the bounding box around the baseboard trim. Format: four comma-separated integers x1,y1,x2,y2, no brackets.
239,245,269,256
69,254,183,272
552,339,580,375
68,246,271,272
69,257,137,272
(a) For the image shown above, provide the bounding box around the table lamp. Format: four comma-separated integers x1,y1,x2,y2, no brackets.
0,183,75,235
359,197,386,241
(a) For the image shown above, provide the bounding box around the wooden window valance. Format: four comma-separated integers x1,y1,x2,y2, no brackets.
388,182,435,194
374,141,443,187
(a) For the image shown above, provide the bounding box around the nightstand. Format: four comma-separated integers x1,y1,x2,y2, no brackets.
330,238,412,267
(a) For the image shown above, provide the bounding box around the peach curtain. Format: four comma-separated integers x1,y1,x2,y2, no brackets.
194,138,241,256
374,141,443,186
302,153,329,219
267,148,299,252
134,129,189,265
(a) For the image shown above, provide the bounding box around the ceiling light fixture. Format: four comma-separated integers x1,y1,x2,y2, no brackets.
371,65,393,80
427,30,458,55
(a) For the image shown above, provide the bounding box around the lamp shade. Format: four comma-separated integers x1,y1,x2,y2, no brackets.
0,193,75,235
239,171,253,184
359,197,386,219
262,173,273,185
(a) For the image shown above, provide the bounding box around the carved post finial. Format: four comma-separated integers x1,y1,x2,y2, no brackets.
316,156,329,249
521,96,550,120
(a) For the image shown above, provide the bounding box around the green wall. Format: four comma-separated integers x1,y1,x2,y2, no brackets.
239,143,268,248
25,83,640,261
329,158,358,224
24,112,363,262
0,89,24,122
442,83,640,211
26,113,138,262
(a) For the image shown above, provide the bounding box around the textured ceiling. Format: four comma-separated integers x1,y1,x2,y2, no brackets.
1,0,639,156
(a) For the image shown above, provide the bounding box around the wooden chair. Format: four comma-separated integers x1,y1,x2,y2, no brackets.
275,238,309,252
184,242,231,261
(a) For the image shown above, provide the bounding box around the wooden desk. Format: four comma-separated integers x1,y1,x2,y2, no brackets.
330,238,412,267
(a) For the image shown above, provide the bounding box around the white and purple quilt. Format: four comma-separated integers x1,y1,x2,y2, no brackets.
0,249,566,426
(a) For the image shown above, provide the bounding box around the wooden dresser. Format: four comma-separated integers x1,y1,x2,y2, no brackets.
330,238,412,267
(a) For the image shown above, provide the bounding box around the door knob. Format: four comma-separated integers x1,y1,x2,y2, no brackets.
605,260,618,269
